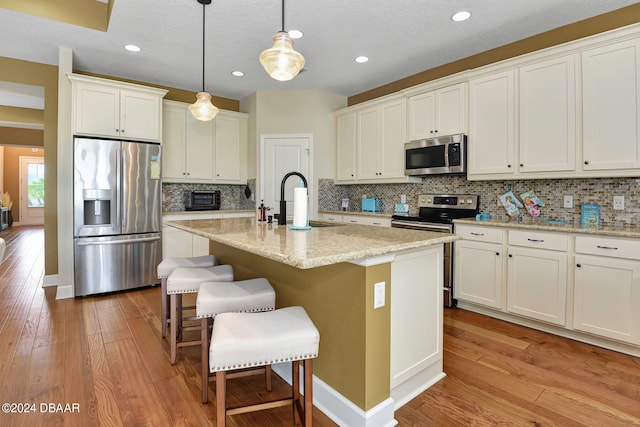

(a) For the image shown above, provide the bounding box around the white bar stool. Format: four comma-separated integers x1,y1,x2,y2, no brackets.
167,264,234,364
209,306,320,427
196,278,276,403
157,255,216,338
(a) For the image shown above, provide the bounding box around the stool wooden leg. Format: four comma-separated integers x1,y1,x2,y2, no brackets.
304,359,313,427
201,318,210,404
161,278,168,338
265,364,272,392
292,360,301,426
170,293,178,364
176,294,184,340
216,371,227,427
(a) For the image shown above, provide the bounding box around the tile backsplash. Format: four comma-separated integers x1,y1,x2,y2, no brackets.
318,177,640,226
162,179,256,212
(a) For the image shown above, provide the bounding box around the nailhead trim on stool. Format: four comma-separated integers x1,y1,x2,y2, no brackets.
157,255,216,338
167,264,234,364
196,278,276,403
209,307,320,427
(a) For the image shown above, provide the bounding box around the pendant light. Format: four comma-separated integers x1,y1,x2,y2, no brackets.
259,0,305,82
189,0,219,121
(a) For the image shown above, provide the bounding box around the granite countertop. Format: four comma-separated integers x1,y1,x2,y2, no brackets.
454,218,640,238
318,209,393,218
167,217,458,269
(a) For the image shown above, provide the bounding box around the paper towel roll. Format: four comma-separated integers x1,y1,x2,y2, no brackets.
293,186,308,227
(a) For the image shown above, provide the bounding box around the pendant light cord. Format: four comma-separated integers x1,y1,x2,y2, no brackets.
281,0,285,32
201,1,206,92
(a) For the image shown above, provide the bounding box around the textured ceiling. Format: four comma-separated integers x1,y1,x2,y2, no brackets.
0,0,638,102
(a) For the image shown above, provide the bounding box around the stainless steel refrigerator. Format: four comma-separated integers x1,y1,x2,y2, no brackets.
73,137,162,296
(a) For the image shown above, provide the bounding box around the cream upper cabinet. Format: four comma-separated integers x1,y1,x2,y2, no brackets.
335,111,357,181
468,70,516,176
335,97,418,184
518,55,576,173
582,38,640,172
69,74,166,142
407,82,467,141
162,100,214,182
213,111,248,183
162,101,247,184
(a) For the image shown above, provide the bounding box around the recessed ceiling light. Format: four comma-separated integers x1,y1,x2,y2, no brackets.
451,10,471,22
355,56,369,64
288,29,303,39
231,71,245,77
125,44,141,52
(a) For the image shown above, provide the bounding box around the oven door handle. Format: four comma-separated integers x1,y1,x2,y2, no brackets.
391,220,452,232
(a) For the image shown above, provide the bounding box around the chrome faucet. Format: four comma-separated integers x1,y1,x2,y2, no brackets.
278,172,308,225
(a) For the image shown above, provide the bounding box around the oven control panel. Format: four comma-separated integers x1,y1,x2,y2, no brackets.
418,194,479,210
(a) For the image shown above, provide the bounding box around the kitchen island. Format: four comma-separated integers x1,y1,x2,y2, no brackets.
166,217,458,427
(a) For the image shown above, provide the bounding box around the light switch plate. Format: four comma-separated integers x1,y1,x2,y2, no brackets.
613,195,625,210
374,281,385,309
563,195,573,208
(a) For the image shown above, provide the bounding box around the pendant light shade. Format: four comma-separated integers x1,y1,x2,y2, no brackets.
260,0,305,81
189,91,219,121
190,0,218,121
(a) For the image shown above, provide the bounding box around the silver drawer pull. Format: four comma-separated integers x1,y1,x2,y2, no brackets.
527,238,544,242
470,232,484,236
596,245,618,250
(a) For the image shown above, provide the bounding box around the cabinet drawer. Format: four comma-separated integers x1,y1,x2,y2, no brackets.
356,216,391,227
455,225,503,244
321,214,343,223
575,235,640,260
508,229,568,251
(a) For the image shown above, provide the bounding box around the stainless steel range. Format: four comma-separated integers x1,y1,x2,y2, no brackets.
391,194,480,308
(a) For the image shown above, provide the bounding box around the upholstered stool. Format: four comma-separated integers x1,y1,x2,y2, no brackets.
167,264,234,364
157,255,216,338
196,278,276,403
209,306,320,427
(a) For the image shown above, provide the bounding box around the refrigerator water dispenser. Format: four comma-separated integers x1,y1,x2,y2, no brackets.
83,189,111,226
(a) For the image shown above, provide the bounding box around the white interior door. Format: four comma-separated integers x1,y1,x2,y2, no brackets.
260,135,311,221
19,156,45,225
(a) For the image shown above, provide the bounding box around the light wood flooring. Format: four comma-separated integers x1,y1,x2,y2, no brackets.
0,225,639,426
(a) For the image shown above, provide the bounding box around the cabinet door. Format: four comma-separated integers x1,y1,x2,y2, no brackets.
120,89,161,141
192,234,211,257
574,255,640,345
335,112,357,181
435,83,467,136
162,225,193,258
357,107,381,179
507,246,567,325
468,71,516,175
74,82,120,138
454,240,504,309
185,113,215,181
379,99,406,178
214,114,243,182
162,102,187,181
519,56,576,172
582,38,640,171
407,91,436,141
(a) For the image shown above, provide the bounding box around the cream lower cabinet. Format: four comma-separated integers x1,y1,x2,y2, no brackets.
453,225,505,309
573,236,640,345
320,213,390,227
506,230,568,326
162,225,210,258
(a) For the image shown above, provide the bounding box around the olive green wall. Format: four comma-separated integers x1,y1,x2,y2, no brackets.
0,57,58,276
210,240,391,411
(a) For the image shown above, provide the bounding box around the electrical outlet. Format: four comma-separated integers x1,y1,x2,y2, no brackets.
400,194,407,203
613,195,625,210
373,282,385,309
563,196,573,208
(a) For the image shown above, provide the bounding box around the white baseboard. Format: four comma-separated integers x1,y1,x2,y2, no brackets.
55,284,74,299
391,364,445,410
43,274,58,287
272,362,397,427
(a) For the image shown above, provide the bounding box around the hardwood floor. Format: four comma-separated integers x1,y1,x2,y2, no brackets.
0,225,639,426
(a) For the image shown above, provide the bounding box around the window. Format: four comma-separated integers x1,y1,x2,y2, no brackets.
27,162,45,207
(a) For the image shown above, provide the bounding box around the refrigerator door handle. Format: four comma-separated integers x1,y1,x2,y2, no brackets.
76,236,161,246
117,147,124,229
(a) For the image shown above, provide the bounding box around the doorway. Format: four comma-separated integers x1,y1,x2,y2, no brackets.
19,156,45,225
260,134,312,220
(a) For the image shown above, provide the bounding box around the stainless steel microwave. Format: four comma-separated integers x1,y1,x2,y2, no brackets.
404,134,467,176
